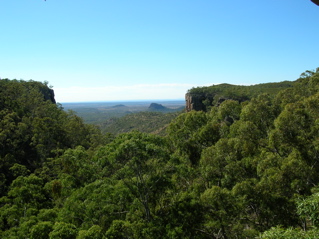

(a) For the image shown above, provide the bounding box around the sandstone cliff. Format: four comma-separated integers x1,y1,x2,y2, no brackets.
185,93,214,112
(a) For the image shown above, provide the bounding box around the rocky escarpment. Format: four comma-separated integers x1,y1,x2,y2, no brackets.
185,93,214,112
40,88,56,104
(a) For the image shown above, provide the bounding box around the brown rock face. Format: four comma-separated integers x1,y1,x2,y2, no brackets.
185,93,232,112
185,93,214,112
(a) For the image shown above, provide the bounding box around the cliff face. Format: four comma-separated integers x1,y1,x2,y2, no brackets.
185,93,214,112
40,88,56,104
185,93,228,112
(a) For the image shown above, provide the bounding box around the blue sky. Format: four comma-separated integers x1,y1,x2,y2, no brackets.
1,0,318,102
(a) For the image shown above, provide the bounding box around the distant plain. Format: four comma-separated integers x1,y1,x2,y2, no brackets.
61,100,185,124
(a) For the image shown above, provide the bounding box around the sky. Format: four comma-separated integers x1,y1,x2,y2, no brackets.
1,0,319,103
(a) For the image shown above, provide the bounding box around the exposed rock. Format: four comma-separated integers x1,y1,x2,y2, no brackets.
41,88,56,104
185,93,214,112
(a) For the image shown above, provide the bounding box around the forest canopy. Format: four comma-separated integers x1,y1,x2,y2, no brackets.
1,68,319,238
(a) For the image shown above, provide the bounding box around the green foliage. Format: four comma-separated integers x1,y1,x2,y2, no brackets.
30,221,54,239
8,174,49,209
217,99,241,123
77,225,103,239
259,226,319,239
240,93,276,134
0,79,106,197
167,111,211,165
297,191,319,227
188,81,295,106
200,186,243,238
49,222,77,239
3,70,319,238
101,111,182,136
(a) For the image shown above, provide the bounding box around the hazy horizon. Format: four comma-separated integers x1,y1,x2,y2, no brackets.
61,99,185,104
61,99,185,108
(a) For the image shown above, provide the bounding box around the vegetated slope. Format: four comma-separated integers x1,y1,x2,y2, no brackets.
186,80,295,111
100,111,182,136
2,69,319,238
0,79,108,197
188,80,295,100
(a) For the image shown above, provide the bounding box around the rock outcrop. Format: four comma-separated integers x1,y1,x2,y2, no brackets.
185,93,214,112
41,88,56,104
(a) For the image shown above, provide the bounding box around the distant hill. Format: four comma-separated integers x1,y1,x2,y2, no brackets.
148,103,166,110
148,102,185,113
112,104,127,108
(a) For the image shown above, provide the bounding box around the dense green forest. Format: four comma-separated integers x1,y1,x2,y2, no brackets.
187,80,296,110
1,68,319,238
100,111,182,136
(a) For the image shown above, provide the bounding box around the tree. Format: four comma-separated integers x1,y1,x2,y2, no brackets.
77,225,103,239
200,186,242,238
167,111,210,165
30,221,54,239
49,222,77,239
102,131,172,222
217,99,241,124
240,94,276,135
